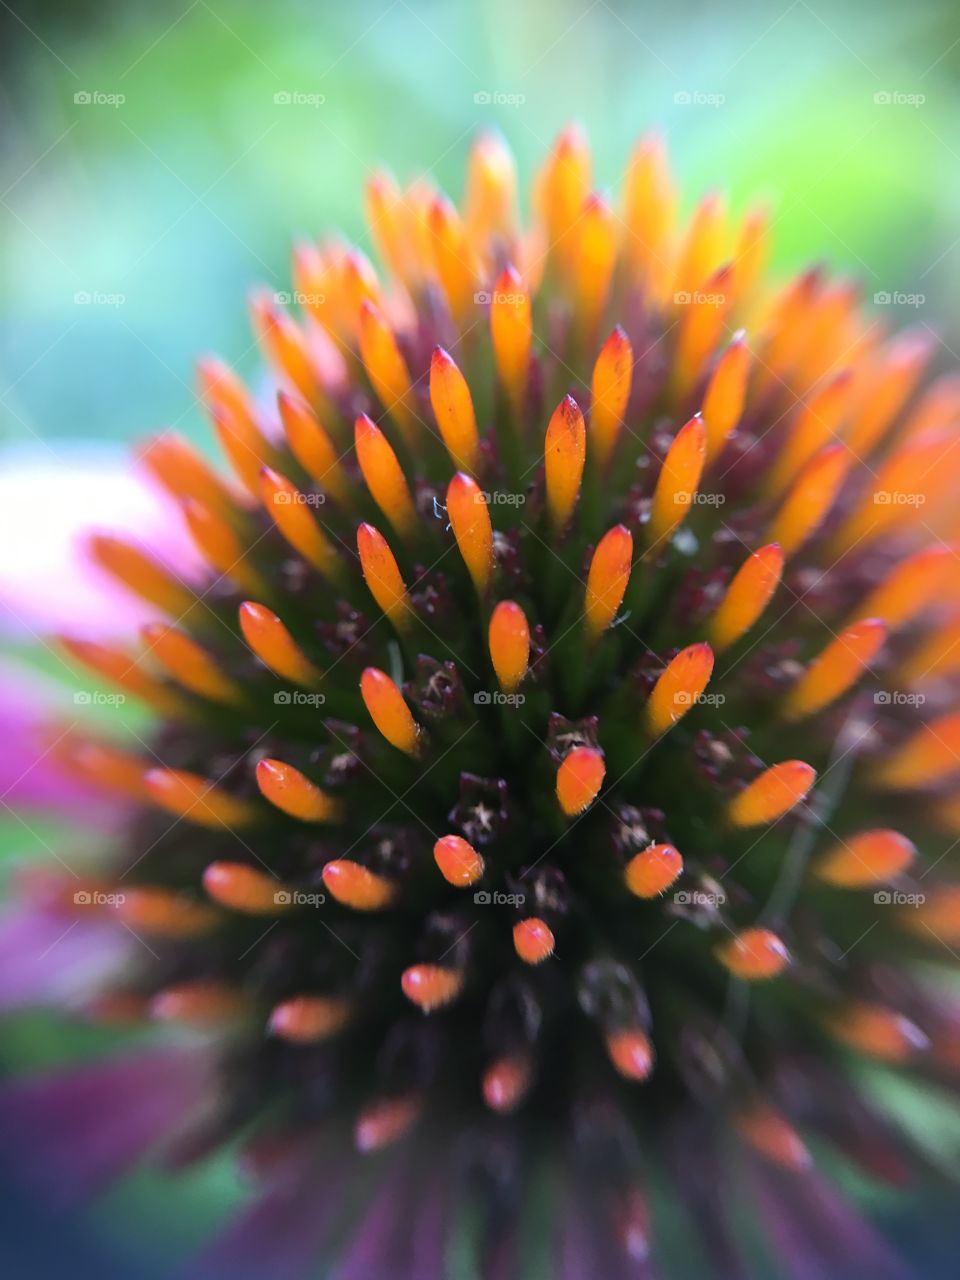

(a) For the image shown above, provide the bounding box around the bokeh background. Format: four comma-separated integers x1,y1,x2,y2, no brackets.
3,0,960,1274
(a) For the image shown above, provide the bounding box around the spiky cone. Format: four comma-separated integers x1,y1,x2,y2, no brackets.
7,127,960,1280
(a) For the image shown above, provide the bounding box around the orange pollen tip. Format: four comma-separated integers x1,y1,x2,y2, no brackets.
488,600,531,694
355,1096,421,1154
717,927,790,981
545,394,586,531
354,412,417,537
585,524,633,640
624,844,684,899
648,414,707,547
589,325,634,469
321,859,395,911
238,601,322,687
143,768,256,829
356,522,412,631
202,861,290,915
150,982,247,1027
513,917,556,965
729,761,816,827
556,746,606,817
735,1106,812,1171
447,471,494,592
829,1004,929,1062
429,346,480,472
113,887,219,938
360,667,421,755
709,543,784,653
268,995,351,1043
482,1056,532,1113
647,642,715,735
400,963,464,1012
433,835,485,887
815,828,916,888
606,1029,655,1081
785,618,886,719
255,758,338,823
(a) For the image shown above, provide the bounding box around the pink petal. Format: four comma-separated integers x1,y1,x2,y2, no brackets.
0,444,203,639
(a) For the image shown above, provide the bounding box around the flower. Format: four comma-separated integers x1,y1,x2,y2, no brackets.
3,126,960,1278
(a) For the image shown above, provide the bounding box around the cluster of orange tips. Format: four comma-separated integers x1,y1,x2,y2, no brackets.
50,125,960,1258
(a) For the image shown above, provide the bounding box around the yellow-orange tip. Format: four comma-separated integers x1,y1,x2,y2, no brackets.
716,927,790,981
624,844,684,899
322,859,395,911
400,964,464,1012
729,761,816,827
513,918,555,965
556,746,605,817
433,835,485,887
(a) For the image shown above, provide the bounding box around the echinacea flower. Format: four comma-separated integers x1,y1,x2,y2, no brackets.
3,126,960,1279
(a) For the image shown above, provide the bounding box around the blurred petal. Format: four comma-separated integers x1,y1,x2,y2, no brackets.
0,444,203,639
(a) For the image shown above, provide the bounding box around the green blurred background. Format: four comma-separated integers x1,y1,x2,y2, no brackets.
3,0,960,460
3,0,960,1272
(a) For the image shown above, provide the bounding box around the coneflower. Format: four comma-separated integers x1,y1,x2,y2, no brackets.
5,126,960,1278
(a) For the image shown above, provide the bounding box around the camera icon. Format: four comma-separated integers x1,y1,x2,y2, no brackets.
873,890,892,904
73,291,92,305
874,91,892,105
674,90,692,105
274,90,292,105
873,291,892,305
473,291,491,305
673,291,691,305
474,91,492,105
873,691,891,705
73,690,92,704
674,691,692,705
274,890,292,905
474,691,492,705
73,890,92,905
274,691,292,705
274,290,292,304
674,890,691,905
474,890,491,904
74,91,92,104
